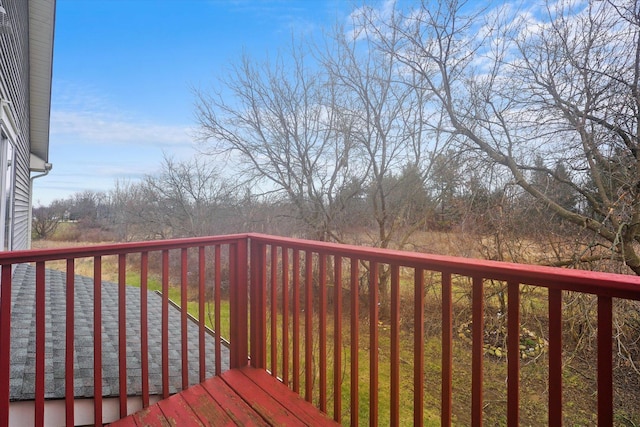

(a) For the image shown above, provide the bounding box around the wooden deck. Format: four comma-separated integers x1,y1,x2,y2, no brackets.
109,366,341,426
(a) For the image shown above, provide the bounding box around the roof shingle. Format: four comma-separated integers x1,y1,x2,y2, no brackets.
9,264,229,401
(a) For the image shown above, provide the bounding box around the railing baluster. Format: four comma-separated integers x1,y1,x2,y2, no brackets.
333,255,343,422
94,256,103,425
214,245,222,375
181,248,189,390
35,261,45,427
118,253,127,418
140,252,149,408
0,265,11,427
282,248,290,387
598,295,613,426
548,288,562,426
305,250,313,403
271,246,278,377
65,259,75,426
230,242,239,367
441,271,452,427
471,275,484,427
319,253,328,413
507,281,520,426
198,246,206,383
390,264,400,427
414,269,424,427
293,249,301,393
350,257,359,427
369,261,379,426
161,250,169,399
240,239,250,367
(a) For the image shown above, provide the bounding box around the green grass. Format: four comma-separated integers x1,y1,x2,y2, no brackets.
259,274,605,427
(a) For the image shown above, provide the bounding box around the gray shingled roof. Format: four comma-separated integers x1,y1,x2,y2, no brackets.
9,264,229,401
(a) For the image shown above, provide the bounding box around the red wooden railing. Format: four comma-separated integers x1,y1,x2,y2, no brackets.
0,235,248,426
246,234,640,426
1,233,639,426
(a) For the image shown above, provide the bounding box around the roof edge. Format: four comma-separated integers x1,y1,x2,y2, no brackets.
28,0,56,163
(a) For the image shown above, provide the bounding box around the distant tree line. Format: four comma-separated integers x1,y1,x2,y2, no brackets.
32,148,597,268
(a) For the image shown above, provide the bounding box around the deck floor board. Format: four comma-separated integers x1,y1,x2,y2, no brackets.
179,384,236,426
199,373,270,426
109,367,340,426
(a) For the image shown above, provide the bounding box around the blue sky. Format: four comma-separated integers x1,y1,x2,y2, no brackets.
35,0,356,206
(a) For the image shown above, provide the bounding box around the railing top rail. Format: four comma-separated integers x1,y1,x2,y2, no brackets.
0,234,250,265
247,233,640,299
1,232,638,298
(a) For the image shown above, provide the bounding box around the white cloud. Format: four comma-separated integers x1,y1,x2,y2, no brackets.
51,110,194,147
39,81,200,204
345,0,397,42
50,80,196,147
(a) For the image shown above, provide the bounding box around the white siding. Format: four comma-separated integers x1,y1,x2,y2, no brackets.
0,0,50,250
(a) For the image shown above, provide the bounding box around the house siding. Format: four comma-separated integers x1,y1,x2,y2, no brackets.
0,0,39,250
13,170,30,250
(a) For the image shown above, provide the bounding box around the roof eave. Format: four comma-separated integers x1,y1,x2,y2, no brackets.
28,0,55,164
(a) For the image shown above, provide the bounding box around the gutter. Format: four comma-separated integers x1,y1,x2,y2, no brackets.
28,158,52,249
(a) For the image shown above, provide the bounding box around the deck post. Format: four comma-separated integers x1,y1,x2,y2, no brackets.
249,239,267,369
230,238,249,369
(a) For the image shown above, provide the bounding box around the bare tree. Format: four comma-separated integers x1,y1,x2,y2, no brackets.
373,0,640,274
143,155,235,238
195,40,361,242
322,9,444,249
195,19,451,249
108,156,236,240
366,1,640,415
108,180,164,241
31,203,63,239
